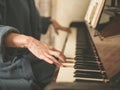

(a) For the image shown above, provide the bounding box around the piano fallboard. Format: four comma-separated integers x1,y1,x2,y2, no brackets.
44,82,120,90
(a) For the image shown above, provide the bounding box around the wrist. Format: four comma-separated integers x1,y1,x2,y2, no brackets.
4,33,34,48
23,36,34,48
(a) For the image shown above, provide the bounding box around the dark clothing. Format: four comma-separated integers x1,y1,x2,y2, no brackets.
0,0,55,90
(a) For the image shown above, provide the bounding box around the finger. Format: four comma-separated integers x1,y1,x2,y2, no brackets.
67,28,71,33
49,50,66,62
44,53,62,67
55,29,59,35
64,27,71,33
49,46,59,51
49,46,54,50
61,27,71,33
41,56,54,64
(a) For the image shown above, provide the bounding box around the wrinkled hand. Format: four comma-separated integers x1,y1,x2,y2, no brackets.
27,37,66,67
51,19,71,35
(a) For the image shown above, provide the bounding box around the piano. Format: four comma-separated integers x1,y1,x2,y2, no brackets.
45,0,120,90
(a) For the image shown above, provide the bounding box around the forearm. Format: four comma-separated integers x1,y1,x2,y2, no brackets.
4,33,31,48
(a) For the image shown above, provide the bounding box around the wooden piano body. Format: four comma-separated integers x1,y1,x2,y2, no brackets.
45,0,120,90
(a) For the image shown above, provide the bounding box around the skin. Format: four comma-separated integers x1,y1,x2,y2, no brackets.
4,19,70,67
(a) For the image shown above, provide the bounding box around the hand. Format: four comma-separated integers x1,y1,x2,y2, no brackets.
27,37,66,67
51,19,71,35
4,33,66,67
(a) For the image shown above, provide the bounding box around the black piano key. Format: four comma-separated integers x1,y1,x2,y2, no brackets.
75,60,100,64
75,59,100,62
75,62,104,70
75,56,99,61
75,62,98,66
74,64,100,70
76,52,94,55
76,43,88,46
74,64,99,69
75,58,95,61
74,71,103,79
74,56,96,61
75,52,95,56
74,70,103,75
76,47,91,51
75,59,97,62
75,61,102,66
75,49,90,52
76,47,90,50
75,55,97,59
75,58,96,62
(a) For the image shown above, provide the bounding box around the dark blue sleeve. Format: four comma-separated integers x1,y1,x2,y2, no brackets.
41,17,51,34
0,25,19,63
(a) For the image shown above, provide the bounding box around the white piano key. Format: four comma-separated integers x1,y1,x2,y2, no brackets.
56,67,75,82
62,63,74,67
56,67,109,83
66,58,75,63
63,28,77,58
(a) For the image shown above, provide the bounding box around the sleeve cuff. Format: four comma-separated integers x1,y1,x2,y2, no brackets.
0,25,19,63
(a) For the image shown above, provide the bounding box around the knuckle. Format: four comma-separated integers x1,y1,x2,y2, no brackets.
57,52,62,56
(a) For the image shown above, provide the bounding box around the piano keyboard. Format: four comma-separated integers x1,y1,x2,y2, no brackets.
56,22,109,83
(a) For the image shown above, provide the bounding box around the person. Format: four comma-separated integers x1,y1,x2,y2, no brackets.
0,0,70,90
